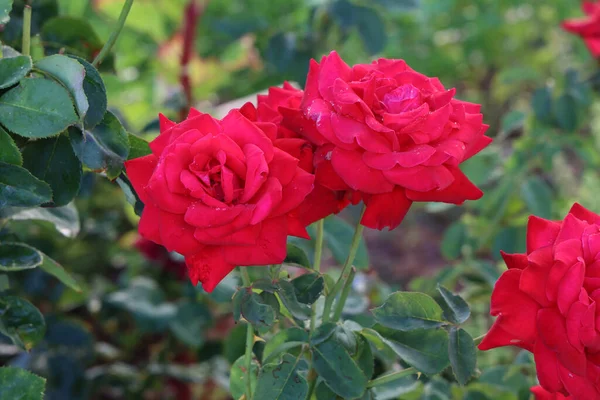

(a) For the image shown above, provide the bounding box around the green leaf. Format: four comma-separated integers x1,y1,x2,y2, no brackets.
169,300,211,348
371,291,445,331
0,367,46,400
69,111,129,179
531,86,552,123
0,55,31,89
0,162,52,207
500,110,525,134
0,242,42,272
254,353,309,400
0,0,13,24
35,54,88,122
0,126,22,166
355,333,374,380
0,78,78,138
355,6,387,54
376,325,450,374
39,252,82,292
1,203,80,238
262,327,309,364
310,323,368,398
284,241,312,269
441,221,467,261
324,215,369,270
555,94,577,131
521,176,552,219
22,135,82,207
292,273,324,305
315,381,337,400
233,288,277,329
127,133,151,160
67,55,107,129
116,174,144,216
106,277,177,332
230,355,258,400
277,279,311,320
0,296,46,351
448,327,476,385
436,285,470,324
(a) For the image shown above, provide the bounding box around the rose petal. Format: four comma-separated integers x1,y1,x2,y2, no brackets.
224,216,289,265
527,216,561,254
404,167,482,203
362,145,436,170
185,247,234,293
124,154,158,204
361,188,412,230
331,147,394,194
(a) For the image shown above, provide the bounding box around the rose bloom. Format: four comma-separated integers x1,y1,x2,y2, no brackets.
300,51,491,230
532,386,573,400
125,109,314,292
479,204,600,399
562,1,600,58
239,82,351,225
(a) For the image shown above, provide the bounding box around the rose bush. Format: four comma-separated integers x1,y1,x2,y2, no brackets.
562,1,600,58
479,204,600,399
125,109,314,291
299,51,492,230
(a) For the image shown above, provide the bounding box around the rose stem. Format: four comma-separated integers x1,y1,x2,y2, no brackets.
240,266,254,400
367,367,417,388
321,205,366,323
92,0,135,67
305,218,325,400
22,6,31,56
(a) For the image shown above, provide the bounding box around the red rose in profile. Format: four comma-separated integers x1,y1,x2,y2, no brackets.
124,109,314,292
479,204,600,399
300,51,491,230
532,386,574,400
239,82,351,226
562,1,600,58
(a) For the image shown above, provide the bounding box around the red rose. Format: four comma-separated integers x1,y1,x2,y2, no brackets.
532,386,574,400
239,82,351,226
562,1,600,58
300,51,491,230
479,204,600,399
125,109,314,292
134,237,188,281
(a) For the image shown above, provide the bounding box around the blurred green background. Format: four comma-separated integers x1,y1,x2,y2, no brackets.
2,0,599,398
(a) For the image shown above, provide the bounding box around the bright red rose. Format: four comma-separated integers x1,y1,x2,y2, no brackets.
124,109,314,292
239,82,352,226
479,204,600,399
562,1,600,58
300,51,491,230
532,386,574,400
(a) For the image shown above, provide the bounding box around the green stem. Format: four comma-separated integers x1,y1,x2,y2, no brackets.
332,266,356,321
305,219,326,400
305,368,318,400
367,368,417,388
313,219,325,272
22,6,31,57
240,267,254,400
473,334,486,346
92,0,135,67
322,206,366,323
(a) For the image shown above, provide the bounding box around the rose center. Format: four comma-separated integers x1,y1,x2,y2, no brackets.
382,84,423,114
